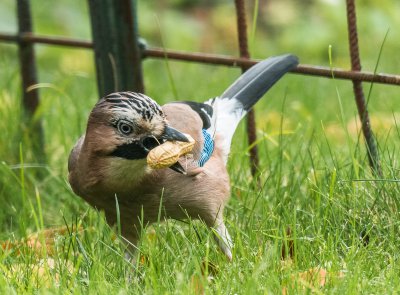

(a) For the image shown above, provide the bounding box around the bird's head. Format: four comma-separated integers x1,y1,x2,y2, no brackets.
84,92,188,180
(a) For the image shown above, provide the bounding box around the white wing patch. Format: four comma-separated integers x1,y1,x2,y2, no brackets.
206,97,245,164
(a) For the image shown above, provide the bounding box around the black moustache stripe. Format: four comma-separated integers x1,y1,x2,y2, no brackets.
110,142,148,160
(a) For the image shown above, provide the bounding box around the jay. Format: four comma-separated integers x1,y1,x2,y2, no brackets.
68,54,299,260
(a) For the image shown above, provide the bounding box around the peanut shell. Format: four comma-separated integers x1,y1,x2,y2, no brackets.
147,134,195,169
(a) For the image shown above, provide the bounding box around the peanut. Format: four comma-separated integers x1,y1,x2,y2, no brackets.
147,134,195,169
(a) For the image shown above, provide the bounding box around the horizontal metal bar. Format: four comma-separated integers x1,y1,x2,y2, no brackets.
294,64,400,85
1,32,399,86
144,48,400,85
0,32,93,48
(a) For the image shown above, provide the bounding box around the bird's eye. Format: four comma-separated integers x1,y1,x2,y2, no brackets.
117,121,133,135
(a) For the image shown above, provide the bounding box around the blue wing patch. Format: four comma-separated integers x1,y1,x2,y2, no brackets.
198,129,214,167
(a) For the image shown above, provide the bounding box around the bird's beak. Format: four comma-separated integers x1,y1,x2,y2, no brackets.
161,125,189,142
160,125,188,175
169,162,187,175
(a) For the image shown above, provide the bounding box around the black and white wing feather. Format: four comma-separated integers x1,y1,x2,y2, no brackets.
169,54,298,166
205,54,299,163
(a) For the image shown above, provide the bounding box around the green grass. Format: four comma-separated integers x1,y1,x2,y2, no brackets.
1,0,400,293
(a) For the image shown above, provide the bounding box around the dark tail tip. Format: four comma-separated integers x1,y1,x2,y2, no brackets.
220,54,299,111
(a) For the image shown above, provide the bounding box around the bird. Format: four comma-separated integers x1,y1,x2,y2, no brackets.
68,54,299,260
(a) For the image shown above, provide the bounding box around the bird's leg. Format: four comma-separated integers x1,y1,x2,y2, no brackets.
119,230,142,283
120,232,140,263
212,221,233,261
104,210,141,264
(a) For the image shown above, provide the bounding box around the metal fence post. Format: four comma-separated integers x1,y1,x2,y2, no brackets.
17,0,45,162
345,0,381,176
87,0,144,97
234,0,260,177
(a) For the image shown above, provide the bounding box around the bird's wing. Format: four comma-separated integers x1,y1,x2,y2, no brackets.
205,54,299,163
68,135,85,173
166,101,216,167
162,103,206,164
68,135,86,195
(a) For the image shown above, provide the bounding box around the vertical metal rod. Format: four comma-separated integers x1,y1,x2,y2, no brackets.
345,0,381,175
88,0,144,97
234,0,259,177
17,0,45,162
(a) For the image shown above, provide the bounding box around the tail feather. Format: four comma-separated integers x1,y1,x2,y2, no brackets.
206,54,299,162
220,54,298,111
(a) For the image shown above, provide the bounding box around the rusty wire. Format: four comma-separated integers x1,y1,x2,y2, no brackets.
17,3,39,115
1,1,399,173
234,0,259,177
16,0,45,162
346,0,381,175
1,33,399,85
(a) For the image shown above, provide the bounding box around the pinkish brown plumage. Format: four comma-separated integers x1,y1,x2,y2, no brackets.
68,55,299,260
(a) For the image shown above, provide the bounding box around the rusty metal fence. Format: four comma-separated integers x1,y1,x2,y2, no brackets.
1,0,400,175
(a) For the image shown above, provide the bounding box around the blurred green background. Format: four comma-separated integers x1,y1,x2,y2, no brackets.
0,1,399,293
0,0,399,243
